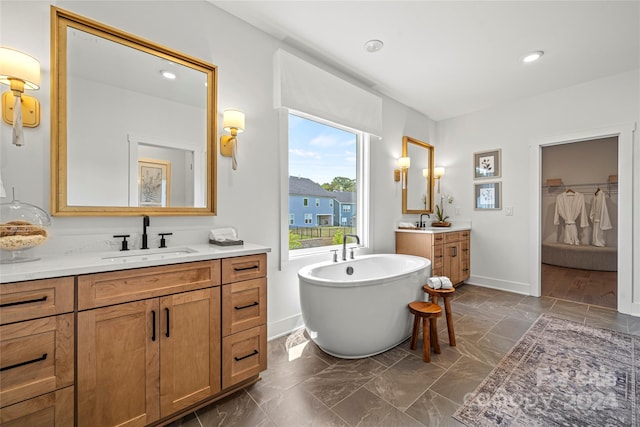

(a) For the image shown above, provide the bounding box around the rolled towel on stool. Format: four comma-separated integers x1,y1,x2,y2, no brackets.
439,276,453,289
427,277,442,289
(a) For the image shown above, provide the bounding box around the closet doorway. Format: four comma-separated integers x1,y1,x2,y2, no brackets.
540,137,618,309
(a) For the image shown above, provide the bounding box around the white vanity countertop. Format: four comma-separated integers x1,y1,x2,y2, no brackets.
0,242,271,284
395,224,471,234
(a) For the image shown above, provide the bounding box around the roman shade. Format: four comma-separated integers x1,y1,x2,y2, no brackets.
274,49,382,137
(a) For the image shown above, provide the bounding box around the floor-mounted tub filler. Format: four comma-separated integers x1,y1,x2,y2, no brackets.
298,254,431,358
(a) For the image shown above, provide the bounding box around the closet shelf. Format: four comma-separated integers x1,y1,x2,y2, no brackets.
541,181,617,189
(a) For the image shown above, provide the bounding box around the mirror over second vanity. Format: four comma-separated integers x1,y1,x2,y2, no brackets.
402,136,435,214
50,7,217,216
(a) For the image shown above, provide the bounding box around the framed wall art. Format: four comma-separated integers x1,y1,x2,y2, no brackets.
474,149,501,179
474,181,502,210
138,158,171,207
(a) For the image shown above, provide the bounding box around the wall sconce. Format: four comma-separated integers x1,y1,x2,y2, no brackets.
220,109,245,170
434,166,445,193
395,156,410,189
0,47,41,147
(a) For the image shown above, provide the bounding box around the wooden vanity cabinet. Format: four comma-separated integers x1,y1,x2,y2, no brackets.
396,230,470,286
77,260,221,427
0,277,75,426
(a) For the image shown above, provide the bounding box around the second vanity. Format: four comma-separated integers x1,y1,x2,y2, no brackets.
0,243,269,426
395,225,471,285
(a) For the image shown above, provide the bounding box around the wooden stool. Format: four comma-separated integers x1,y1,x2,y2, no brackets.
408,301,442,362
423,285,456,346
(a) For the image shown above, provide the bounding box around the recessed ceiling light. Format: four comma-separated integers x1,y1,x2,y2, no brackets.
161,70,177,79
364,39,384,53
522,51,544,63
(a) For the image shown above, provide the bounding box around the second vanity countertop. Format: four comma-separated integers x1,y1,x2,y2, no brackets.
0,242,271,284
395,224,471,234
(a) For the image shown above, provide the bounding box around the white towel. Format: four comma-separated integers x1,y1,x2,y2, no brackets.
426,277,442,289
440,276,453,289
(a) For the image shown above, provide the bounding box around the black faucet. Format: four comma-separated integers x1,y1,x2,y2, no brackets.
419,213,430,228
141,216,150,249
342,234,360,261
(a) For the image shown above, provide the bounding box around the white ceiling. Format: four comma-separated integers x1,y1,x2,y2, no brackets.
210,1,640,121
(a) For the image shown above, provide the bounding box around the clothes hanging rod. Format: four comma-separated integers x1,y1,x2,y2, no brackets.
541,181,618,189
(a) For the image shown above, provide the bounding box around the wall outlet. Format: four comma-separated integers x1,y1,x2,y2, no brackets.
455,207,461,215
505,206,514,216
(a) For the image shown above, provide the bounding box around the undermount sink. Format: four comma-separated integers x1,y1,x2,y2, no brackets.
102,247,198,263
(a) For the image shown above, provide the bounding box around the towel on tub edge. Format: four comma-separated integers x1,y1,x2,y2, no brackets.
426,276,453,290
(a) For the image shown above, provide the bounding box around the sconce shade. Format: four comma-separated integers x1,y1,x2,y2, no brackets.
0,47,41,91
398,157,411,169
434,167,445,179
222,109,245,133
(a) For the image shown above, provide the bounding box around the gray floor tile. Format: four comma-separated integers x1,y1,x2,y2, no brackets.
173,284,635,427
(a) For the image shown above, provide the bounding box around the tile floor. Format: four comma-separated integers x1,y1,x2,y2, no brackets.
169,284,640,427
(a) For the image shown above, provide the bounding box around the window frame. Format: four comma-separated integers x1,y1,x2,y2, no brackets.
283,109,370,260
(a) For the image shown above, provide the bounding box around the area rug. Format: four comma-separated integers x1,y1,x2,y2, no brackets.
453,313,638,426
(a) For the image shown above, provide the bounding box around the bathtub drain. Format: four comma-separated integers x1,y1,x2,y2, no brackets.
346,266,354,275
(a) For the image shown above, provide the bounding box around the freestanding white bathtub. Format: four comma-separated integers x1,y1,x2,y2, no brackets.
298,254,431,358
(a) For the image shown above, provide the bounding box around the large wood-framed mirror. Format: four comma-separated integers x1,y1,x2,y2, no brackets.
402,136,434,214
51,7,217,216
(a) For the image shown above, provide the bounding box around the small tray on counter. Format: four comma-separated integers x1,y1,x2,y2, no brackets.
209,239,244,246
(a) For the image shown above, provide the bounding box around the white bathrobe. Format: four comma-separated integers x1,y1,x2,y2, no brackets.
554,191,588,245
589,190,612,247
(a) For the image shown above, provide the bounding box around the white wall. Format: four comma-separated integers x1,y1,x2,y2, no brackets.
436,70,639,310
0,1,434,338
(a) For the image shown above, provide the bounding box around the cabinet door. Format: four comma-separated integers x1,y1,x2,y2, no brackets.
159,287,221,416
444,242,461,285
77,300,160,427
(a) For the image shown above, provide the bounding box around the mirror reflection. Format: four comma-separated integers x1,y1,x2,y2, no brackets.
51,7,217,216
402,136,434,214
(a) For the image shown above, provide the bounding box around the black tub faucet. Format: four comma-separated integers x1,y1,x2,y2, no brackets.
141,216,150,249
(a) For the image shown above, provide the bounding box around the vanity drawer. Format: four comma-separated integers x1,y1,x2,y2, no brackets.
0,277,74,325
222,254,267,284
444,232,462,243
0,313,74,408
222,325,267,389
0,386,74,426
222,278,267,336
432,234,445,245
77,260,220,310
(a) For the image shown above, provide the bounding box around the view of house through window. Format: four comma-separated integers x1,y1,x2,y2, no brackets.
288,113,360,251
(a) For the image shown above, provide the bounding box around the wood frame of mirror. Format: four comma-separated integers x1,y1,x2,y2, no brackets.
402,136,435,214
50,7,217,216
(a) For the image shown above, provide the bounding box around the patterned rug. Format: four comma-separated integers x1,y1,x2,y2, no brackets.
453,313,638,426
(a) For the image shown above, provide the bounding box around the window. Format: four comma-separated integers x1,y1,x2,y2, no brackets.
288,112,368,254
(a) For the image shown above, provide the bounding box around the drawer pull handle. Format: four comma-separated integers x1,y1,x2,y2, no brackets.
234,349,258,362
165,308,170,338
233,265,259,272
235,301,259,310
0,296,47,308
1,353,48,372
151,310,156,342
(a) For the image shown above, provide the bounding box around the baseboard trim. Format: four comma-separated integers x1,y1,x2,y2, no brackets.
466,275,531,295
268,313,304,340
